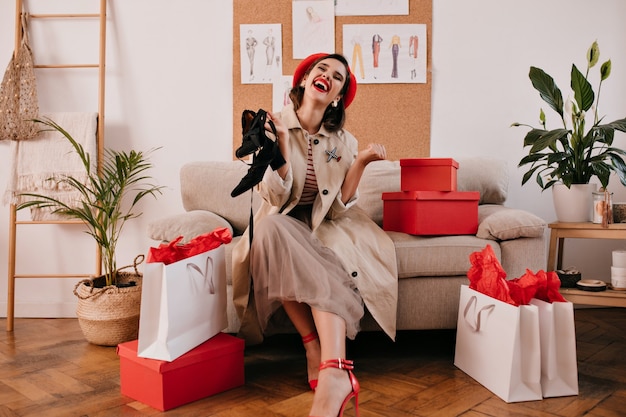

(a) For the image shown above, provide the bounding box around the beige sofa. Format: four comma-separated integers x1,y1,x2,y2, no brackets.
148,157,547,334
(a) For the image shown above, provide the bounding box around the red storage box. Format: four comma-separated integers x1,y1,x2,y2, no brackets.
382,190,479,235
117,333,245,411
400,158,459,191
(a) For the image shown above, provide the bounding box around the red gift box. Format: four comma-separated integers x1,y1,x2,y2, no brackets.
117,333,245,411
400,158,459,191
382,190,479,235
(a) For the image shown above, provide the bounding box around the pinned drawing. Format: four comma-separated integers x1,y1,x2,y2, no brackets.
240,24,283,84
343,24,427,84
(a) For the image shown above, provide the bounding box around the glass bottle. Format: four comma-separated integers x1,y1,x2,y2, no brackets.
592,191,613,225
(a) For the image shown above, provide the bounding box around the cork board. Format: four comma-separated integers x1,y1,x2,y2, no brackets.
233,0,432,160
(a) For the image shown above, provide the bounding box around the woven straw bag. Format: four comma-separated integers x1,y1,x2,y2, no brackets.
0,14,39,141
73,256,144,346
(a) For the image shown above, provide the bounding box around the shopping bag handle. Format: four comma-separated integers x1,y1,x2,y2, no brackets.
186,255,215,294
463,295,495,332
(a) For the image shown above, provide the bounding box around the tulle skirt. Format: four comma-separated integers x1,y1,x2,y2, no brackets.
249,209,364,339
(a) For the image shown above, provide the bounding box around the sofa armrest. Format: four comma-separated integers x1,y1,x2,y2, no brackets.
148,210,234,243
477,204,546,241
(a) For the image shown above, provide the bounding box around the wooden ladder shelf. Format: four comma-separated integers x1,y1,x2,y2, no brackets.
6,0,107,331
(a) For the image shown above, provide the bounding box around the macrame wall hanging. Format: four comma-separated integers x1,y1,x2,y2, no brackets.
0,13,39,141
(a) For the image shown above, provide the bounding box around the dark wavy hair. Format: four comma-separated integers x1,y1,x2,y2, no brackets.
289,53,352,132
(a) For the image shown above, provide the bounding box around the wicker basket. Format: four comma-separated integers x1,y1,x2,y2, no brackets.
73,257,143,346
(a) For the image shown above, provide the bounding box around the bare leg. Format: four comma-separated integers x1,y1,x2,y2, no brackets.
282,301,321,386
309,309,353,417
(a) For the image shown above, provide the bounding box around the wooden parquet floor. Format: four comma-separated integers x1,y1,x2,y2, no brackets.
1,308,625,417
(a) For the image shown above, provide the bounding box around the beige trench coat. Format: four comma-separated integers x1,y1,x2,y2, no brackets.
232,105,398,345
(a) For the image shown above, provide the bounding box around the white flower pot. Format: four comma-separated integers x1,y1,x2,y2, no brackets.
551,183,597,222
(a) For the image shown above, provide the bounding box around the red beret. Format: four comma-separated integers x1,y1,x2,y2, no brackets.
292,53,357,108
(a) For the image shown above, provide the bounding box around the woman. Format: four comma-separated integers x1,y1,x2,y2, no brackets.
232,53,397,417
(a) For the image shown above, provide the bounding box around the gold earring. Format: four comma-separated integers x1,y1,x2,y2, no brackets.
332,100,338,108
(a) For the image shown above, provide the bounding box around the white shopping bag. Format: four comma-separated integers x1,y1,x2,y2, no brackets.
137,245,227,361
530,298,579,397
454,285,543,403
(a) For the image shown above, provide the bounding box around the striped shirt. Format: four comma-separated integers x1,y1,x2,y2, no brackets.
299,137,318,205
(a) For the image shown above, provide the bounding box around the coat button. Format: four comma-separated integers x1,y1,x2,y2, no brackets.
313,139,320,145
322,189,329,195
351,271,358,278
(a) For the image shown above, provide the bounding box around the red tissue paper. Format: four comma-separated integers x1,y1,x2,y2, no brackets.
147,228,232,265
467,244,515,305
467,244,566,306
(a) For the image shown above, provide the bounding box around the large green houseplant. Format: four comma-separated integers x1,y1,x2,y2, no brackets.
17,117,163,345
513,41,626,192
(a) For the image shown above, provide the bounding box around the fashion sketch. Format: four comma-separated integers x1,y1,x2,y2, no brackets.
343,23,427,84
292,0,335,59
240,23,282,85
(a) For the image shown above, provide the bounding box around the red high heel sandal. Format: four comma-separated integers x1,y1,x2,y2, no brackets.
302,331,319,391
311,358,360,417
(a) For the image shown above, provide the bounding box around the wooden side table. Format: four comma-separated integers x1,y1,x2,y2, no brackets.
547,222,626,308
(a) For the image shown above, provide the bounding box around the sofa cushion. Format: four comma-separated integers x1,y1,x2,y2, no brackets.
358,160,401,226
180,161,262,235
148,210,233,243
477,205,546,241
456,157,508,205
388,231,501,278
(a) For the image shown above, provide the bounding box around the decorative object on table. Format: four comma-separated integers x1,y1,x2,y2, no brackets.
0,13,39,142
592,190,613,227
118,332,245,411
556,267,582,288
612,202,626,223
576,279,607,292
16,117,164,345
512,41,626,223
550,183,597,223
610,250,626,290
137,228,231,362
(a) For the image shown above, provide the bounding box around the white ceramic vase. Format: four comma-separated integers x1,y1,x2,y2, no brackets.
551,183,597,222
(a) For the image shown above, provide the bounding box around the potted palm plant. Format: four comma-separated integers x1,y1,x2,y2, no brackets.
17,117,164,345
512,41,626,222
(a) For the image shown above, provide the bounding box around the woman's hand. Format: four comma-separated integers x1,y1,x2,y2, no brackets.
356,143,387,166
266,112,288,142
266,112,290,179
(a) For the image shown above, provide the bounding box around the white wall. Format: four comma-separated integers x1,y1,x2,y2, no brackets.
1,0,625,318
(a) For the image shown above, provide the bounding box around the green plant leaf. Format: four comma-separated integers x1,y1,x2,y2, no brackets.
529,128,569,154
571,64,594,112
522,128,547,147
609,153,626,186
600,60,611,81
604,118,626,133
529,66,564,118
587,41,599,68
